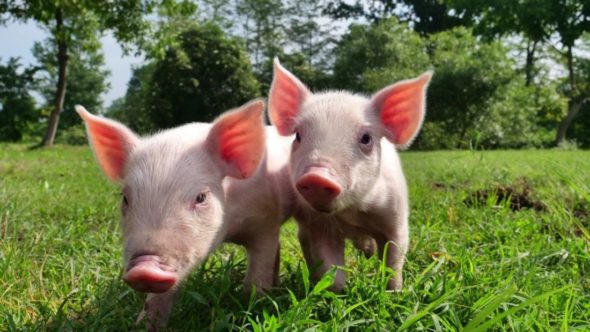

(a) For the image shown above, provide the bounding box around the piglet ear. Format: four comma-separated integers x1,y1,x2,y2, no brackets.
76,105,139,181
206,99,266,179
370,71,432,149
268,58,310,136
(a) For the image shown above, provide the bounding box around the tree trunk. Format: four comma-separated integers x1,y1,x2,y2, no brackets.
555,45,583,145
524,39,538,87
556,98,584,145
41,8,68,147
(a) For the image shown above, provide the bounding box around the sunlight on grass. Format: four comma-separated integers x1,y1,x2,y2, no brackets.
1,144,589,330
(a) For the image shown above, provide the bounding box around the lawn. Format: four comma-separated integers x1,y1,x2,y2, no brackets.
1,144,589,331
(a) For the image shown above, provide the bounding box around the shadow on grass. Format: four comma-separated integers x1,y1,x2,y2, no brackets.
32,253,311,331
26,142,45,151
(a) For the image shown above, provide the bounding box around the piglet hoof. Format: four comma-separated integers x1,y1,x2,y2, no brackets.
387,275,403,292
243,282,273,298
352,235,377,258
135,310,146,326
328,283,344,293
326,270,346,293
135,310,165,332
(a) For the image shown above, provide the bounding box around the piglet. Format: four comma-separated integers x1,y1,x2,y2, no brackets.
268,59,431,291
77,100,294,330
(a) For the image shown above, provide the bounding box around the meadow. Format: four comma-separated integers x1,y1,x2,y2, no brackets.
1,143,589,331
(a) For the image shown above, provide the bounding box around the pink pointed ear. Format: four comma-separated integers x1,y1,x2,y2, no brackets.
268,58,311,136
371,71,432,149
206,99,266,179
76,105,139,181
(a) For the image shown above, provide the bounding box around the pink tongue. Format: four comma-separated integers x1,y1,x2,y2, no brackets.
123,259,177,293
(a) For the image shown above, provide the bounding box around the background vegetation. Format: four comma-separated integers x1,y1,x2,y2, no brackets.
2,0,590,149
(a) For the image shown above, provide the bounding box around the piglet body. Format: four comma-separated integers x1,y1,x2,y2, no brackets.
78,100,294,330
269,59,432,291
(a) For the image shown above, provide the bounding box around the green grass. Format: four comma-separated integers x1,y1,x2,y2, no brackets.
1,144,589,331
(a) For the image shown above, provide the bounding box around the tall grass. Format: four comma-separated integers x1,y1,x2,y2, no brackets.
1,144,589,330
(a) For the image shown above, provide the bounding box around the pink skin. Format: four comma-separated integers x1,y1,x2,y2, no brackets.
269,58,432,291
77,100,294,330
295,165,342,212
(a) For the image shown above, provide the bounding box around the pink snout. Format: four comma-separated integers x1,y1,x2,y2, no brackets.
296,166,342,210
123,255,178,293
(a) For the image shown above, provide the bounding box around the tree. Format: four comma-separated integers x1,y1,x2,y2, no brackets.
286,0,335,69
197,0,235,30
147,22,260,128
0,57,39,141
550,0,590,144
423,28,517,148
324,0,471,35
331,18,430,93
235,0,286,77
450,0,553,86
33,38,110,131
258,51,332,93
0,0,193,146
106,63,155,134
475,79,564,148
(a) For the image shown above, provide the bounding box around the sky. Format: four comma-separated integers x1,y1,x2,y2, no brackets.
0,21,144,109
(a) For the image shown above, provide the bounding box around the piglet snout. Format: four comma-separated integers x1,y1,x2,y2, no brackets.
296,166,341,210
123,255,178,293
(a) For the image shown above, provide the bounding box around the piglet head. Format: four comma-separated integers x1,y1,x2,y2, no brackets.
77,100,266,293
269,58,431,213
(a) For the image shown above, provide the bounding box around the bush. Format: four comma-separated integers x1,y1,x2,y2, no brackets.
332,18,430,94
148,22,260,128
55,124,88,145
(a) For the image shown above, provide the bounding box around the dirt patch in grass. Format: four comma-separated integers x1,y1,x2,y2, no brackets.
464,178,546,212
569,199,590,238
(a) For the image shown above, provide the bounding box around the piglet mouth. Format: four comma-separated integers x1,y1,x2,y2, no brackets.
123,254,178,293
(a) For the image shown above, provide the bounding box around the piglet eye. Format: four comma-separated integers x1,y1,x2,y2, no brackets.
195,193,207,204
122,193,129,206
360,133,372,145
295,131,301,143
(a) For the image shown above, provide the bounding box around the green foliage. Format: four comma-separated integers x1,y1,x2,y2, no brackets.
2,0,589,148
143,1,199,60
325,0,472,35
421,27,518,148
0,0,196,146
2,145,590,329
54,124,88,145
148,22,260,127
286,0,335,69
236,0,286,75
32,37,110,129
475,80,560,148
332,18,430,93
331,21,557,150
106,64,156,134
0,58,40,141
0,0,171,52
259,51,332,93
450,0,552,42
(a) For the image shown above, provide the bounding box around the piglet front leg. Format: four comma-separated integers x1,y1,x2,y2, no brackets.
243,226,281,294
298,222,346,292
136,290,176,331
376,227,409,291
